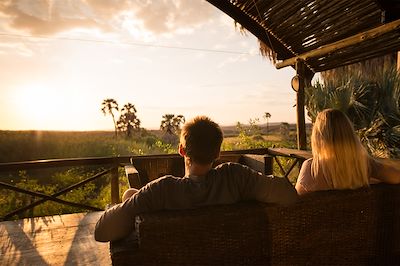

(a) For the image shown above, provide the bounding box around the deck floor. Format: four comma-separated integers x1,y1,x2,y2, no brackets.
0,211,110,266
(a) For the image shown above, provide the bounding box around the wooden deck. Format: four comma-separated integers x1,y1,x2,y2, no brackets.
0,211,110,266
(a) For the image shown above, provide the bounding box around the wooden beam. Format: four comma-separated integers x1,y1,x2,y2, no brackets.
276,18,400,69
267,148,312,160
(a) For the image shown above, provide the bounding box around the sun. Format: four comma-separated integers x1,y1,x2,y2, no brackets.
10,83,101,131
12,83,66,130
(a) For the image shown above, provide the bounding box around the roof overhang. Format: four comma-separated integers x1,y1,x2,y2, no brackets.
206,0,400,73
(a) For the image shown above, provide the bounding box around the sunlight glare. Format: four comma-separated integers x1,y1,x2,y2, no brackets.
13,84,60,128
10,83,97,130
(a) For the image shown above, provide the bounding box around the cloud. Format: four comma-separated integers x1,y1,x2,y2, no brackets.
0,0,215,35
0,0,101,34
0,41,34,56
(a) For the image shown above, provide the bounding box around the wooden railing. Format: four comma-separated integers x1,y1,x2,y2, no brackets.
0,148,312,221
0,156,132,221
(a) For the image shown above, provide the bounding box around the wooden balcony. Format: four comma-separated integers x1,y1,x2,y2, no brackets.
18,148,400,264
1,211,108,265
0,148,313,265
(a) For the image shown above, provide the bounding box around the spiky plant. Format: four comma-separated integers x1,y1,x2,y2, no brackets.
357,68,400,158
305,67,400,158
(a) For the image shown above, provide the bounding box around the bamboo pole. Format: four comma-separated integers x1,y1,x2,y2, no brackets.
276,19,400,69
295,61,307,150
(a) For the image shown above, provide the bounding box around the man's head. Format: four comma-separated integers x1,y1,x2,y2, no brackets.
179,116,223,165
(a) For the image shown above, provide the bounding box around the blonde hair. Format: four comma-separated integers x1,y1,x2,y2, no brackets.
311,109,369,189
180,116,223,164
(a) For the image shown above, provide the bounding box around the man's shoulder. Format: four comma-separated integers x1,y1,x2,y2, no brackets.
143,175,183,190
212,162,253,177
215,162,248,170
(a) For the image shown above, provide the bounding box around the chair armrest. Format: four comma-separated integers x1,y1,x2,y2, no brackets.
124,164,141,189
239,154,273,175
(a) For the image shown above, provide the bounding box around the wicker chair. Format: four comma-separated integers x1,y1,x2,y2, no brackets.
110,184,400,265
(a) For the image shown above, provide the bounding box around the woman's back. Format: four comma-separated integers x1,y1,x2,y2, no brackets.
295,109,400,195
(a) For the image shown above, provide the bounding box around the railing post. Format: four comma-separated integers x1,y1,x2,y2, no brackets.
264,155,273,176
111,165,120,204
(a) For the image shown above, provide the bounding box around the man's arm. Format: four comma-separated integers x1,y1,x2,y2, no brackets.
94,178,165,242
94,198,137,242
232,163,298,205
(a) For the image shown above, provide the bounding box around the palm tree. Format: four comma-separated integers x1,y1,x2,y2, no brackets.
280,122,290,141
160,114,175,135
263,112,271,134
101,98,119,137
160,114,185,135
117,103,141,137
172,115,185,134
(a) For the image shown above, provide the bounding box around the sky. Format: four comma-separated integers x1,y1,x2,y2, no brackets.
0,0,300,131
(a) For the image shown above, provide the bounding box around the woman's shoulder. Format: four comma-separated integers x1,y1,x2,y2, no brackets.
297,158,313,187
303,158,313,165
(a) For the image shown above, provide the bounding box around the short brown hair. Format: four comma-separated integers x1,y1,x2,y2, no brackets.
180,116,223,164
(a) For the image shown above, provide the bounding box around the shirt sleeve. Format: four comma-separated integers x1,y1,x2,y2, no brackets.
94,178,165,242
295,158,313,194
232,163,298,205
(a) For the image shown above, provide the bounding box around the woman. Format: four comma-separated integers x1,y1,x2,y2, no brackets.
295,109,400,195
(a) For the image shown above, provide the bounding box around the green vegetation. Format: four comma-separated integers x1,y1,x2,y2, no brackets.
1,167,130,220
0,118,298,220
306,67,400,158
0,130,165,162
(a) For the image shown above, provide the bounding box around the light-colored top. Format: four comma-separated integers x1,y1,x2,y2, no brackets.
95,162,298,242
296,158,400,194
296,158,333,193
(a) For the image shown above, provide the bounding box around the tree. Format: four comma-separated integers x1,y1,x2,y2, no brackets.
263,112,271,134
101,99,119,137
280,122,290,141
305,68,400,158
160,114,185,135
117,103,141,137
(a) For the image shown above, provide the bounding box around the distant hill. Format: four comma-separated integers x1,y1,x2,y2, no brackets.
148,122,312,138
220,122,312,137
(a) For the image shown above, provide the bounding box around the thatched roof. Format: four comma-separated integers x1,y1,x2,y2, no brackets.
207,0,400,73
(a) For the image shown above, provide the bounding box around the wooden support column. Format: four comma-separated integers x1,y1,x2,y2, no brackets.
110,165,120,204
293,60,307,150
397,51,400,72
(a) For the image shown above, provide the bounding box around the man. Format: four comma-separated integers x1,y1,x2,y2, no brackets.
95,116,297,242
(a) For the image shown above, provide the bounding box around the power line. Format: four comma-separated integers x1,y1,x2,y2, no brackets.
0,32,254,55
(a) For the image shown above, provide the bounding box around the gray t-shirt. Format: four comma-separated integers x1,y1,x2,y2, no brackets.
95,162,298,242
